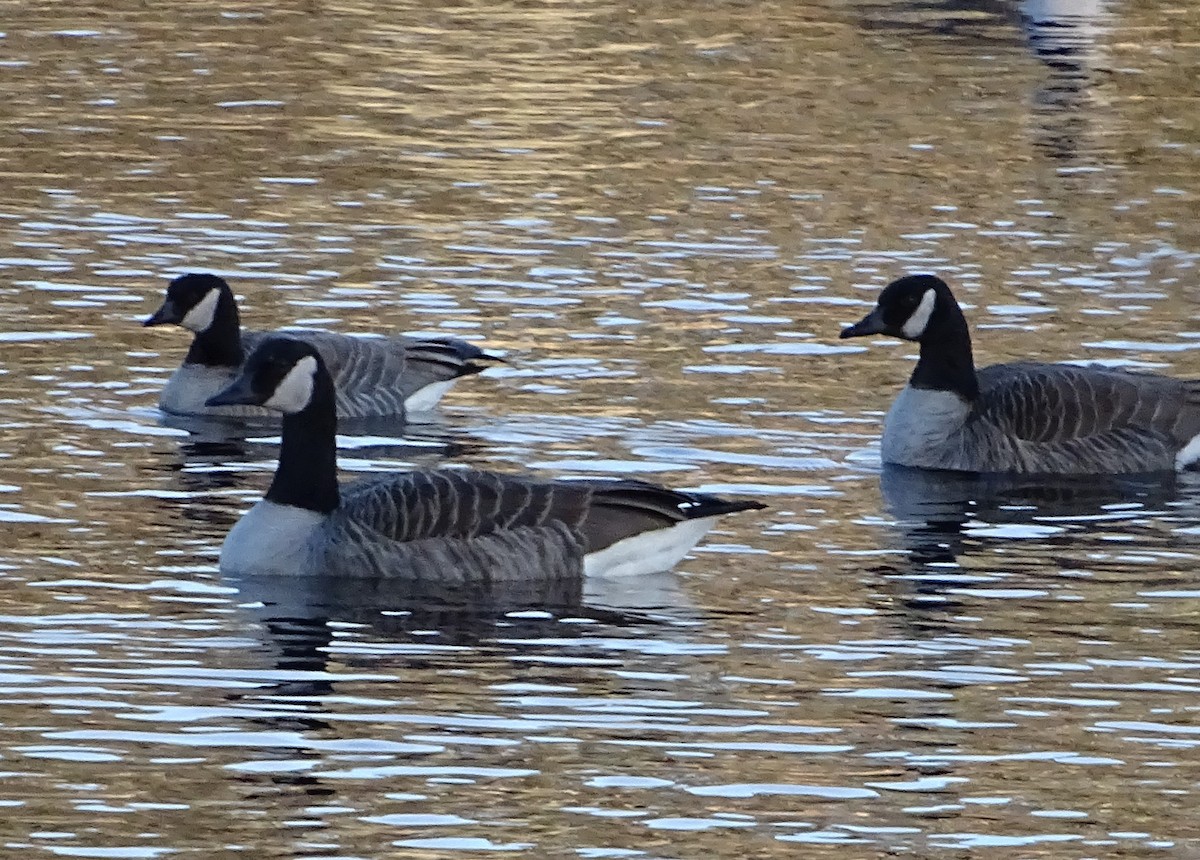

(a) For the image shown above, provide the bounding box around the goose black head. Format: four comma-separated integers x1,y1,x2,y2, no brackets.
144,273,232,333
207,337,325,414
839,274,955,342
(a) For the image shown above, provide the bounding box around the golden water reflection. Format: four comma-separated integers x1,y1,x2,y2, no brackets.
1,0,1200,856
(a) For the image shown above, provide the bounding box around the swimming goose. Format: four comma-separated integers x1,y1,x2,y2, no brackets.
144,273,502,420
839,274,1200,474
206,337,764,580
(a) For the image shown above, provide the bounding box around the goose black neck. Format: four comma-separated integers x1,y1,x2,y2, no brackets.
184,290,244,368
265,371,340,514
910,293,979,401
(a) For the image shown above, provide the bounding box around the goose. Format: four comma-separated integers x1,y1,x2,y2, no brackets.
144,273,502,420
205,336,765,580
839,274,1200,475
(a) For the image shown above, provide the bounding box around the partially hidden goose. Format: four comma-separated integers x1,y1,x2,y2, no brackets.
206,336,765,580
839,274,1200,475
145,273,502,420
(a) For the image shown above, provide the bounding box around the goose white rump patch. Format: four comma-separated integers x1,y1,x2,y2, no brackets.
265,355,318,413
1176,432,1200,470
583,515,720,578
404,379,458,414
901,288,936,339
180,287,221,333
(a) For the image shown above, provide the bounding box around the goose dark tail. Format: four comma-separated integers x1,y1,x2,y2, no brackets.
405,338,508,378
674,491,768,520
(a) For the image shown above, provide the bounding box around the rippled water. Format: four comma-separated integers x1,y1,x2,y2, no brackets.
3,0,1200,856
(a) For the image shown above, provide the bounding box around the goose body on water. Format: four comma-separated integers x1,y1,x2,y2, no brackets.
840,274,1200,475
206,337,764,580
145,273,502,420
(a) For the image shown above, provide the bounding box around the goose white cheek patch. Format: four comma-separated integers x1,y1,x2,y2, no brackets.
265,355,317,413
180,287,220,333
901,288,936,339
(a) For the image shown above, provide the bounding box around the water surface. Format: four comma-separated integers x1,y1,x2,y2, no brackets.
3,0,1200,856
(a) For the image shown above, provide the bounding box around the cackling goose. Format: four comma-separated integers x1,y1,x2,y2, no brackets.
145,273,502,420
206,337,764,580
840,274,1200,474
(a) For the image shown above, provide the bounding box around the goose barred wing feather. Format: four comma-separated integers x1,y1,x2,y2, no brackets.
974,363,1200,471
326,471,765,579
245,329,497,418
977,363,1200,443
287,331,412,417
328,471,594,581
341,471,761,552
319,516,586,583
387,334,503,410
338,471,592,543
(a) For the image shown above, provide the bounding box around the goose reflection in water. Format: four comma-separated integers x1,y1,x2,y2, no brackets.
226,540,699,671
1020,0,1115,164
1021,0,1112,75
872,464,1200,631
214,571,704,811
878,463,1195,571
209,580,705,817
858,0,1116,167
159,409,474,462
